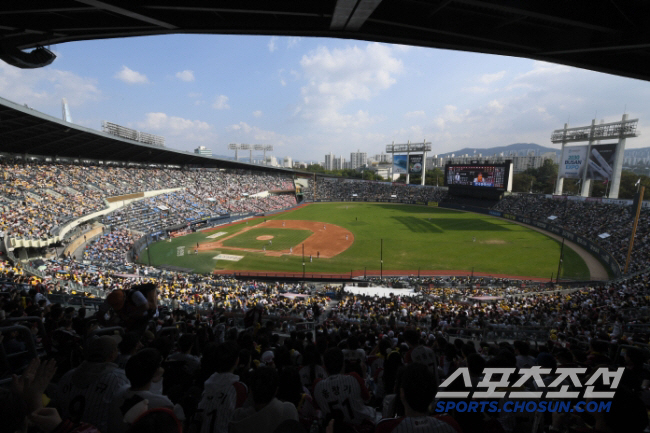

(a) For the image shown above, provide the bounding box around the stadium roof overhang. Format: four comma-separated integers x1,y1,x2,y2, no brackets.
0,96,300,173
1,1,650,81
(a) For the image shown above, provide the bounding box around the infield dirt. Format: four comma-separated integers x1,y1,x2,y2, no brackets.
197,220,354,258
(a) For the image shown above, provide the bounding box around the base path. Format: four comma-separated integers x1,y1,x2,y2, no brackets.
198,220,354,258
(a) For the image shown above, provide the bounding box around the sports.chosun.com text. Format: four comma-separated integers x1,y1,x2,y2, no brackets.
435,400,612,413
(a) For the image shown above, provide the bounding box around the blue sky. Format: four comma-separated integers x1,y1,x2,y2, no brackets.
1,34,650,162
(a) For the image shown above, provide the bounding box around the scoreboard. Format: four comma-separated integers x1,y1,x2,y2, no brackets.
444,163,512,192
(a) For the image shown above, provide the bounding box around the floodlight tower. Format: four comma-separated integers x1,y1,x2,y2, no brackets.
385,140,431,184
253,144,264,164
254,144,273,165
228,143,251,161
551,114,638,198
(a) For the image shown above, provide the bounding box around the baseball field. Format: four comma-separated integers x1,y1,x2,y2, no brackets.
140,202,592,280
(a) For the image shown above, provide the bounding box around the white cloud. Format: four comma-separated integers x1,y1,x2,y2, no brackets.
212,95,230,110
479,70,506,84
404,111,425,118
0,62,101,110
253,110,263,118
487,99,504,114
287,37,301,48
514,61,571,82
461,86,490,93
175,70,195,82
433,105,469,130
137,112,211,134
226,121,299,148
188,92,201,98
268,37,278,53
114,65,149,84
297,42,404,129
228,121,252,133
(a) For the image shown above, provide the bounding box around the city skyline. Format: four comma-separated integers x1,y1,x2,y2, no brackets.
1,34,650,161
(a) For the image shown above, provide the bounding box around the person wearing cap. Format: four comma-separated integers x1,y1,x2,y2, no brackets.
261,350,275,368
53,336,129,433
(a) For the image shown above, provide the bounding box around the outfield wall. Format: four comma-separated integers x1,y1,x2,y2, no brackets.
439,203,621,278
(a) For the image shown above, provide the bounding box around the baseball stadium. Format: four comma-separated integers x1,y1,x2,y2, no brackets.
2,3,650,433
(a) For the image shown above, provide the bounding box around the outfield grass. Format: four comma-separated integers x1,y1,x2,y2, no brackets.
141,203,590,279
222,228,312,251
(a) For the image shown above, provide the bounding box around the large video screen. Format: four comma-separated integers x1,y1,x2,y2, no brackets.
444,164,510,190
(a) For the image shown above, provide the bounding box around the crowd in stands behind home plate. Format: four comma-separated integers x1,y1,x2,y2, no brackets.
494,194,650,274
3,251,650,433
303,178,447,203
0,157,297,240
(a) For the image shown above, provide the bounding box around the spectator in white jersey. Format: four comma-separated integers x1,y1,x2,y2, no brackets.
54,336,130,433
197,341,247,433
299,344,327,391
229,367,299,433
374,363,458,433
315,347,378,427
108,348,178,433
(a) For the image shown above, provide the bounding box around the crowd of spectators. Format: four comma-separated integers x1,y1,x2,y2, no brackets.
83,229,135,266
2,256,650,433
494,194,650,274
0,159,297,240
304,178,447,203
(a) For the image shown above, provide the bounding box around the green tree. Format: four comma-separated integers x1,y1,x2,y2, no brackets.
306,164,325,173
512,173,536,192
618,171,650,199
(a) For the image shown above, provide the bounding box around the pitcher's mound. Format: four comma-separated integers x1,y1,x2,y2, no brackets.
256,235,274,241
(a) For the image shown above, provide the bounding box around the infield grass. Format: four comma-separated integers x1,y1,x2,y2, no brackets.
142,202,590,280
222,228,312,251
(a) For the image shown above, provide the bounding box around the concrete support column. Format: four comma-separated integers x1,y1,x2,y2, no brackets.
554,123,568,195
580,119,596,197
609,113,628,199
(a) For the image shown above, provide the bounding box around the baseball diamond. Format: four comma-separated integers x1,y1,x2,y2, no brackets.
143,202,593,279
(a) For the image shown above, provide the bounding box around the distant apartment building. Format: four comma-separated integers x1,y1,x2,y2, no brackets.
350,150,367,169
324,153,334,171
333,156,345,170
194,145,212,157
283,156,293,168
427,153,556,174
